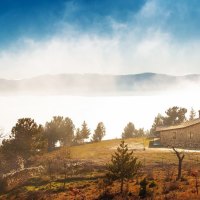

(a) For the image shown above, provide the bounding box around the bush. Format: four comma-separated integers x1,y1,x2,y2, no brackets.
139,178,148,198
149,180,157,188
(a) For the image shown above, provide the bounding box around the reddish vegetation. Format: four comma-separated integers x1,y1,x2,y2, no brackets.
1,166,200,200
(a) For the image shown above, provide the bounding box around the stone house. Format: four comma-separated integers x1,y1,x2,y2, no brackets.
156,111,200,149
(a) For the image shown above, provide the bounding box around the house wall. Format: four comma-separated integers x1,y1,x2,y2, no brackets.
160,123,200,148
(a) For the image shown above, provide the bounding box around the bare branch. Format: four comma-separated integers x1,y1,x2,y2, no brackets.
172,146,185,180
172,147,185,161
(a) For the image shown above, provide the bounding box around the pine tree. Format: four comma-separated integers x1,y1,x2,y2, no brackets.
73,128,84,144
189,107,196,121
150,113,163,135
92,122,106,142
106,140,141,193
80,121,90,141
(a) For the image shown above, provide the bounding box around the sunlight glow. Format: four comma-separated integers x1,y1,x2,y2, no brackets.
1,93,200,139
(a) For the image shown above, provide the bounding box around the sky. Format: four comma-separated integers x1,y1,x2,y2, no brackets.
1,0,200,78
1,0,200,137
1,95,200,139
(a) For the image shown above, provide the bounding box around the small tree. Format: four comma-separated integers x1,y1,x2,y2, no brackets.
44,116,75,150
172,147,185,180
163,106,187,126
150,114,163,135
73,128,84,145
106,140,141,193
122,122,136,139
3,118,43,160
136,128,145,137
189,107,196,121
92,122,106,142
80,121,90,142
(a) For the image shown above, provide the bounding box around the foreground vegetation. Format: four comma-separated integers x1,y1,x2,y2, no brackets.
1,138,200,199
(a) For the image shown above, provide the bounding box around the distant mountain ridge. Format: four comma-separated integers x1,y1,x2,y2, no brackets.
0,73,200,96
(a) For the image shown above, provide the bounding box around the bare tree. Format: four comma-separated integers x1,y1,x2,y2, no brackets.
172,147,185,180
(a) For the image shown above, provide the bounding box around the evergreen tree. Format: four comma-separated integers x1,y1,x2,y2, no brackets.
80,121,90,141
60,117,75,147
73,128,84,145
162,106,187,126
122,122,136,139
2,118,43,159
106,140,141,193
92,122,106,142
44,116,63,151
150,113,164,135
189,107,196,121
44,116,75,151
136,128,145,137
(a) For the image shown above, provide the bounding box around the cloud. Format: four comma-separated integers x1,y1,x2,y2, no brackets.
0,0,200,79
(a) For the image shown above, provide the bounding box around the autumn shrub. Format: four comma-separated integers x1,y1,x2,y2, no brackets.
149,180,157,188
139,178,148,198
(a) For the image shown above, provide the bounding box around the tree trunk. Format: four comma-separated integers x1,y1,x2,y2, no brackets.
172,147,185,181
177,159,182,180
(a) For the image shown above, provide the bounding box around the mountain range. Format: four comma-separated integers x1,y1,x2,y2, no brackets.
0,73,200,96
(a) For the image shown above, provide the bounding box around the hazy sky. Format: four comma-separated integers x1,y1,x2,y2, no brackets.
1,0,200,79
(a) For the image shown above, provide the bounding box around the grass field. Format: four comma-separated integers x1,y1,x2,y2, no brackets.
49,137,200,167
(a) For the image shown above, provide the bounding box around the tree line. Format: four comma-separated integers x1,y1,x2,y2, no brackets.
0,117,106,163
0,106,197,163
121,106,198,139
150,106,198,136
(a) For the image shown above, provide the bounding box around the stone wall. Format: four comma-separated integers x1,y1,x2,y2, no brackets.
160,123,200,149
3,166,44,191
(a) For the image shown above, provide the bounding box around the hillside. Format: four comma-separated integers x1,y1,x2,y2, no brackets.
0,73,200,95
1,138,200,199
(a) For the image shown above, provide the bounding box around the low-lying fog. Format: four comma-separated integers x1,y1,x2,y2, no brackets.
1,93,200,139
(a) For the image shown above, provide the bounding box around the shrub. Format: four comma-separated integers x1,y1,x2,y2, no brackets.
149,180,157,188
139,178,148,198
